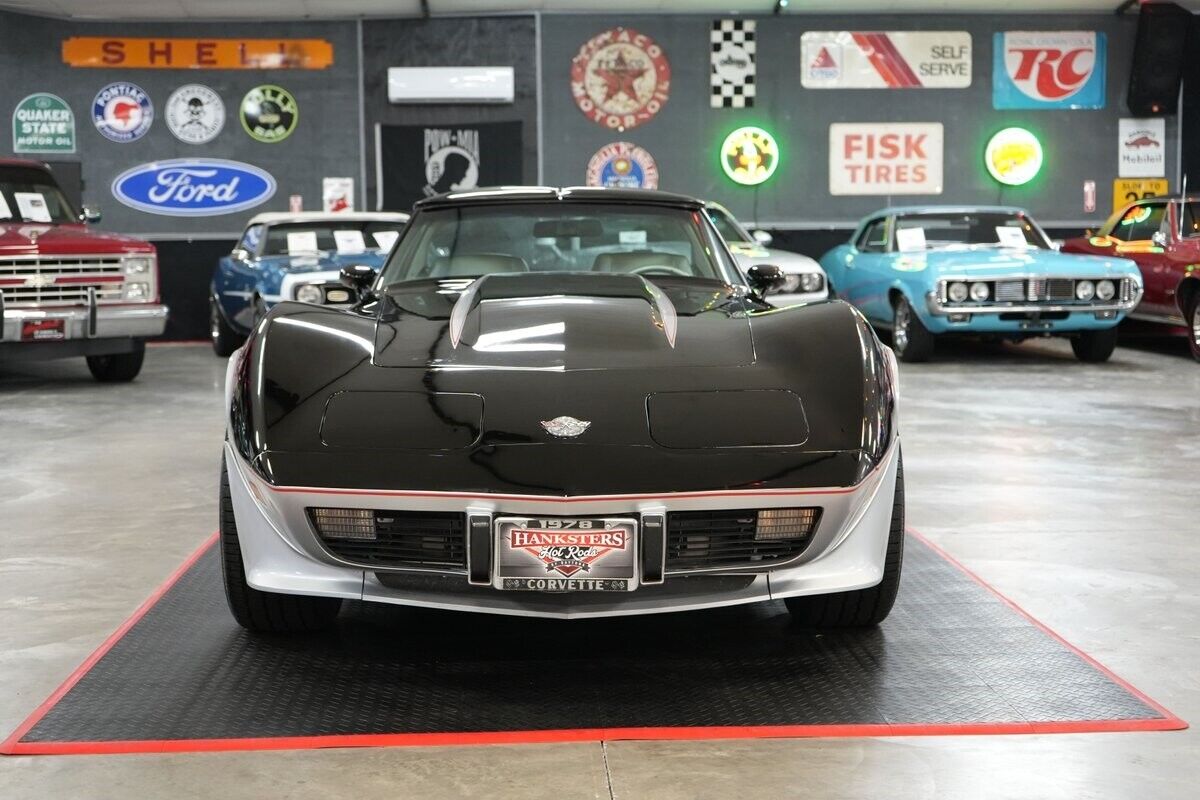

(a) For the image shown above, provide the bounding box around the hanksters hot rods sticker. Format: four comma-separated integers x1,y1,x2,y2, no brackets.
111,158,276,216
571,27,671,131
240,85,298,143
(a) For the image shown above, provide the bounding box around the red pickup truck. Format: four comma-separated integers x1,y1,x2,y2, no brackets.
1062,196,1200,362
0,158,167,381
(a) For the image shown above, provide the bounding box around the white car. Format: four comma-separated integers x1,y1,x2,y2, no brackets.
705,202,829,305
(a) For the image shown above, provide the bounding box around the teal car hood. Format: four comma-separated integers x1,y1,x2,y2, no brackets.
895,246,1137,279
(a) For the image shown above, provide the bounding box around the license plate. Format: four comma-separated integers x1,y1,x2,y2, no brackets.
21,319,65,341
494,517,638,592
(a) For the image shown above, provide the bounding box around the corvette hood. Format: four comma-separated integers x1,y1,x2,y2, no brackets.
374,272,754,370
897,246,1137,278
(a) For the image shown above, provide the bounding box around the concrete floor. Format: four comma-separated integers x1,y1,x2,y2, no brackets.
1,336,1197,799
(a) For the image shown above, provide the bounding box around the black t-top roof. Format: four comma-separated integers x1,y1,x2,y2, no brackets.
414,186,706,211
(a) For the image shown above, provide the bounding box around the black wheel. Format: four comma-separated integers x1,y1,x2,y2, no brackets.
219,462,342,633
1070,326,1119,363
891,295,935,362
86,341,145,382
210,297,245,357
1186,294,1200,363
785,454,905,629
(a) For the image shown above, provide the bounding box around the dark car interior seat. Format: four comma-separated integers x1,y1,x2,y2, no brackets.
429,253,529,278
591,251,692,274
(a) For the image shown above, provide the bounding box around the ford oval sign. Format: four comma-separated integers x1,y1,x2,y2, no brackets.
111,158,276,217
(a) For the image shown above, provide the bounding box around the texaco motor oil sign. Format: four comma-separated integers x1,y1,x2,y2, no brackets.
571,27,671,131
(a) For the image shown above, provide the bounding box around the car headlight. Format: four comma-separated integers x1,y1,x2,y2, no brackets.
779,274,801,293
295,284,324,304
124,282,149,300
799,272,824,293
123,256,151,274
1075,280,1096,301
1095,279,1115,301
948,282,969,302
969,282,990,301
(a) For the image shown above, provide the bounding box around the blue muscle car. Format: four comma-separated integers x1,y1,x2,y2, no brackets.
209,211,409,356
819,206,1143,363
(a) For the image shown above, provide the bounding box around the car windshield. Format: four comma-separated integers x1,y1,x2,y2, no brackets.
0,165,77,224
892,212,1050,251
261,221,407,256
381,203,733,285
706,208,752,244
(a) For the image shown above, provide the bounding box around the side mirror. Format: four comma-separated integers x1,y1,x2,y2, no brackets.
340,264,378,301
751,229,773,247
80,205,101,224
746,264,787,295
1151,231,1168,247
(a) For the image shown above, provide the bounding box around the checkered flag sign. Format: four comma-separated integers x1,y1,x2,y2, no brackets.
711,19,756,108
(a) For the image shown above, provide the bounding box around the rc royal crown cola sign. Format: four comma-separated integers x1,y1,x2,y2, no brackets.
111,158,276,217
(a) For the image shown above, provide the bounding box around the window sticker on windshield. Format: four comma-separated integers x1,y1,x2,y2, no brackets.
14,192,51,223
0,192,12,220
619,230,647,244
995,226,1027,248
333,229,366,254
286,231,320,254
372,230,400,251
895,227,926,252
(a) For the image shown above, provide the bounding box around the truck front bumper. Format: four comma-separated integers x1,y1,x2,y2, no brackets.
1,303,168,360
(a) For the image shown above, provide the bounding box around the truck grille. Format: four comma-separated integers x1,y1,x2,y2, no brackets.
665,508,821,573
0,256,125,308
309,508,467,571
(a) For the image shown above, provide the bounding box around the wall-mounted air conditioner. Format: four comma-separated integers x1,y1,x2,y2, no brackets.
387,67,515,104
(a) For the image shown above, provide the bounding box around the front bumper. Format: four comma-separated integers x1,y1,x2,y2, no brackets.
2,303,168,341
224,439,900,619
922,292,1138,335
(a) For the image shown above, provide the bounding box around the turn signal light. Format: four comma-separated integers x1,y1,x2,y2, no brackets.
755,507,821,541
310,507,377,540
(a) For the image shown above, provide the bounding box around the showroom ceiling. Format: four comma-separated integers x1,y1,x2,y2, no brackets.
3,0,1199,20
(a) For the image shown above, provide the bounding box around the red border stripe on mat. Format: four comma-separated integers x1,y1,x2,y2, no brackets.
1,529,1186,756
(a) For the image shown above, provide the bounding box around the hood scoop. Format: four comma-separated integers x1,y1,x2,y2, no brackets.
373,273,753,370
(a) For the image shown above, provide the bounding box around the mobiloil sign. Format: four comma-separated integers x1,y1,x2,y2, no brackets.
112,158,276,216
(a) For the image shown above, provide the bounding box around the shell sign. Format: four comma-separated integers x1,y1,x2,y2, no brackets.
985,127,1044,186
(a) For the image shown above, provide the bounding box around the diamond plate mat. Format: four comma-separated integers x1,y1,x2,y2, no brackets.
2,533,1184,754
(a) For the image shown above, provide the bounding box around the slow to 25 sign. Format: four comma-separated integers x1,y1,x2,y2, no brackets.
829,123,944,195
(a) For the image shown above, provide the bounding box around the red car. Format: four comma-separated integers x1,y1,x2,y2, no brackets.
0,159,167,381
1063,196,1200,361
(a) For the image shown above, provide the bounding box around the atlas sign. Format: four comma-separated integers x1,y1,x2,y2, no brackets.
993,32,1106,109
829,123,943,196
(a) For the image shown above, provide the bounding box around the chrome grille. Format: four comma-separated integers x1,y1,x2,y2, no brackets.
0,256,125,308
994,280,1025,302
1028,278,1075,302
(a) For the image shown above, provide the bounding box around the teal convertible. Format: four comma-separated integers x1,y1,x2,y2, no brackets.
819,206,1143,363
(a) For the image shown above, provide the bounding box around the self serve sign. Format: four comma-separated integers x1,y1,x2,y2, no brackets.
829,123,944,195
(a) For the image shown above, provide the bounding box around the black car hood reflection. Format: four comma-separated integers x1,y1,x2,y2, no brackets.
373,273,752,370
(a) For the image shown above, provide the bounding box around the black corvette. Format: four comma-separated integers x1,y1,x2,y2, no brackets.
220,187,902,632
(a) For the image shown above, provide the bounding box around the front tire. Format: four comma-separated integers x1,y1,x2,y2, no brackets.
1070,327,1118,363
1186,294,1200,363
892,296,935,362
785,454,905,629
86,341,145,382
220,462,342,633
210,298,245,357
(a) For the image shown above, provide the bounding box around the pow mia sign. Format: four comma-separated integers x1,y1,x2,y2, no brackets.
423,128,480,197
571,27,671,131
165,84,224,144
377,121,523,211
